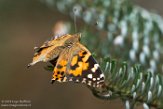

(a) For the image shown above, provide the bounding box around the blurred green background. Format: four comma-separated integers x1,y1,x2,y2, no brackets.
0,0,162,109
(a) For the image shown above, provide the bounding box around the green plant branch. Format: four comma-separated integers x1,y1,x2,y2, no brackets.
41,0,163,108
41,0,163,73
92,57,163,108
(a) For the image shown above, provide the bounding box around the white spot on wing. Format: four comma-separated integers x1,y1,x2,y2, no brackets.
82,78,86,83
61,77,67,82
87,81,92,86
91,64,99,72
91,68,96,72
76,79,79,82
100,73,104,78
69,78,72,81
93,78,96,81
94,64,99,68
87,74,93,79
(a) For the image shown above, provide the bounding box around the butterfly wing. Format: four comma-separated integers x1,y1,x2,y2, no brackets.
51,43,105,88
68,43,105,88
51,48,70,83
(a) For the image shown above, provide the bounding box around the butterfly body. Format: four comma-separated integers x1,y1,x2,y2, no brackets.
28,33,105,88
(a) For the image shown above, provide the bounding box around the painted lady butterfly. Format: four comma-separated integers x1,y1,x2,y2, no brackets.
28,33,105,88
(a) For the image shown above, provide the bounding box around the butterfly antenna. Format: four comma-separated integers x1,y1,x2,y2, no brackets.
95,15,100,26
73,7,77,33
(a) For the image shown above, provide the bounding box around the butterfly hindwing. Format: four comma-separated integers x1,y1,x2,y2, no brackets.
68,43,104,87
51,43,104,87
51,49,70,83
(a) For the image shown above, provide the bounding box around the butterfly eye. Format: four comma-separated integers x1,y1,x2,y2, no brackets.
67,44,72,48
64,42,73,48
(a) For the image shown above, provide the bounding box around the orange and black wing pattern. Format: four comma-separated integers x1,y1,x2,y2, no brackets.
28,33,105,88
51,43,105,88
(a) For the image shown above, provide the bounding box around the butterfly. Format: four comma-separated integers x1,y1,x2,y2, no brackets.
28,33,105,88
